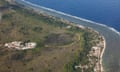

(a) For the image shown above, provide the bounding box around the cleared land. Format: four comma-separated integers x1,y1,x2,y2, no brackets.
0,1,101,72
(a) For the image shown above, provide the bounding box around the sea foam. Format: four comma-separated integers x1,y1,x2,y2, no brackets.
21,0,120,36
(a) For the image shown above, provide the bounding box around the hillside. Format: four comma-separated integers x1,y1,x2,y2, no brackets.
0,1,101,72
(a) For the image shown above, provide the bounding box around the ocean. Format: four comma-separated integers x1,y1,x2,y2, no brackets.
25,0,120,32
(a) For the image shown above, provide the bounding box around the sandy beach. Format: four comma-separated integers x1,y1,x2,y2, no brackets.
75,24,106,72
100,36,106,72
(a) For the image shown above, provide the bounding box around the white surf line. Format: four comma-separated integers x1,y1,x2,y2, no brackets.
22,0,120,36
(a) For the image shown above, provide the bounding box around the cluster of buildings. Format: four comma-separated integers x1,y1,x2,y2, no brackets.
89,46,101,58
89,46,102,72
4,41,36,50
75,35,105,72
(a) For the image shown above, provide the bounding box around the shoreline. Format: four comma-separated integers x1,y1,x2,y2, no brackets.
100,36,106,72
12,0,120,71
74,24,106,72
18,0,120,36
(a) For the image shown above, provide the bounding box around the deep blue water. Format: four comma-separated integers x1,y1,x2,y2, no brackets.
26,0,120,32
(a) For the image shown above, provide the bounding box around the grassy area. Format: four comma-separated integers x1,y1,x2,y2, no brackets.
0,1,100,72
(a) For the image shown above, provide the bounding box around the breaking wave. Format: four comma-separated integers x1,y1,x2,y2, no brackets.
20,0,120,36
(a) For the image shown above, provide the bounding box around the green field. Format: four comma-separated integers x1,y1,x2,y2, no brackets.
0,1,100,72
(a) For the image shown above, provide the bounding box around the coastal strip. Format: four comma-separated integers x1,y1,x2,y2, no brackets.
13,0,120,72
17,0,120,36
100,37,106,72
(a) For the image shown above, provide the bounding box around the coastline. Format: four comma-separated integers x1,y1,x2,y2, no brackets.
17,0,120,36
13,0,120,72
75,24,106,72
100,37,106,72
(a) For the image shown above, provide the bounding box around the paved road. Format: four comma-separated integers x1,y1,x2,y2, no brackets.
15,0,120,72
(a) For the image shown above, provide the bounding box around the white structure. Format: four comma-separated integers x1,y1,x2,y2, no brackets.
66,25,71,29
5,41,36,50
76,24,85,29
88,46,101,57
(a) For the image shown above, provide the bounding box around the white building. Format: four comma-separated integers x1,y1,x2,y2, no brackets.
5,41,37,50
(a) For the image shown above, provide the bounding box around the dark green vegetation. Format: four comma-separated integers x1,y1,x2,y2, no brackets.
0,1,99,72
